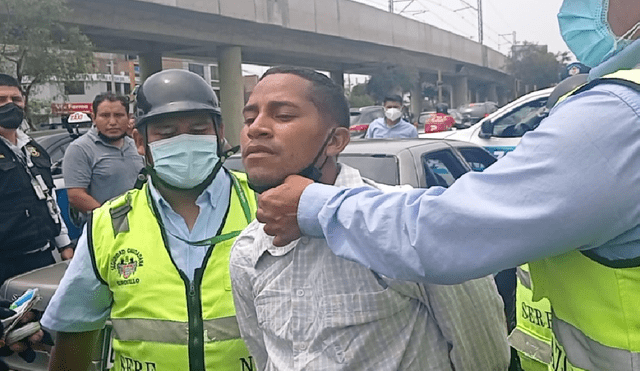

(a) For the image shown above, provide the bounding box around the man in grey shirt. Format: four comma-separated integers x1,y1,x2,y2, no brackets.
63,93,144,213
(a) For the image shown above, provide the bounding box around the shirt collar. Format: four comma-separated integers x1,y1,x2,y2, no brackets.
0,128,30,151
250,164,366,267
147,168,230,218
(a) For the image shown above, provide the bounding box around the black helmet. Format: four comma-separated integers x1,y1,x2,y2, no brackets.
435,103,449,114
135,69,221,127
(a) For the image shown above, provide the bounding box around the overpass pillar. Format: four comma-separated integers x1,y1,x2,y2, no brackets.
410,79,422,125
330,70,345,90
218,46,244,146
453,76,469,108
488,83,498,103
139,52,163,81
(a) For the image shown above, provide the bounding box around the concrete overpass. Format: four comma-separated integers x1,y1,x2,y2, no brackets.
64,0,512,143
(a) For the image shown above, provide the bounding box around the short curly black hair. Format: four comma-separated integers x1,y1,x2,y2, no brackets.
260,66,350,128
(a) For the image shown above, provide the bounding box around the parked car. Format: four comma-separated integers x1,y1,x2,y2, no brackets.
421,88,553,158
225,138,497,187
457,101,499,128
348,105,384,138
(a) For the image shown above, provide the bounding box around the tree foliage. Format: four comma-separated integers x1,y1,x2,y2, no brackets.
506,41,571,91
366,67,413,104
0,0,93,125
348,83,375,108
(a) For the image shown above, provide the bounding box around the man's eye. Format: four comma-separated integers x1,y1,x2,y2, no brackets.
244,117,256,125
276,114,294,121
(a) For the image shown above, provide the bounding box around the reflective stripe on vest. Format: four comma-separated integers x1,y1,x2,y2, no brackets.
112,316,242,344
90,171,257,371
509,265,553,368
529,69,640,371
550,316,638,371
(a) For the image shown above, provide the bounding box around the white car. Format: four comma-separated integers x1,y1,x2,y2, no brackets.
420,88,553,159
420,74,590,159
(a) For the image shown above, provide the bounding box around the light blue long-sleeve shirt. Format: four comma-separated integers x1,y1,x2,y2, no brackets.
365,117,418,139
299,81,640,285
41,170,231,332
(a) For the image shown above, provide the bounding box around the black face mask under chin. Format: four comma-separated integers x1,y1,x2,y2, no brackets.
0,103,24,129
98,131,127,143
248,129,335,194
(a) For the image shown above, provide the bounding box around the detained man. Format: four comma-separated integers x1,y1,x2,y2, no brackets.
230,66,510,371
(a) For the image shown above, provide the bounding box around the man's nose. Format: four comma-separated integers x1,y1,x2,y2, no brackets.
247,114,272,138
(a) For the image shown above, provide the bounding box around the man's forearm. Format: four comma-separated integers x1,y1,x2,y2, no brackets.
48,330,100,371
67,188,101,213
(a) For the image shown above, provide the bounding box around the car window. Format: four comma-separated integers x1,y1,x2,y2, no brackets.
48,141,72,164
355,109,384,126
422,150,466,188
458,147,497,172
492,98,548,138
339,154,399,185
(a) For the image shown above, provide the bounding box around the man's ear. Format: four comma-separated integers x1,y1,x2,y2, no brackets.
132,128,146,157
325,127,350,157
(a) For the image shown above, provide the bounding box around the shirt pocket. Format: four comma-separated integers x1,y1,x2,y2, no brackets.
320,287,412,328
254,289,291,332
0,159,21,195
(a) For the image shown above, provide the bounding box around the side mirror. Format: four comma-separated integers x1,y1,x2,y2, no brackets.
479,120,494,139
51,160,63,175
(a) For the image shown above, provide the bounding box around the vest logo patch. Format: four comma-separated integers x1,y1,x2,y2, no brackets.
0,154,4,159
25,146,40,157
111,248,144,286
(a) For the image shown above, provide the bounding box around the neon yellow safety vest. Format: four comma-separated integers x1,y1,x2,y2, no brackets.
89,171,256,371
508,264,552,371
529,69,640,371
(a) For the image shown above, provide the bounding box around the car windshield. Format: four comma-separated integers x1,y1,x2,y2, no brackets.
352,108,383,126
492,97,548,138
338,154,399,185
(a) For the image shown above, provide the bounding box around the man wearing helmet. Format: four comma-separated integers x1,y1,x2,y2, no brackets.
423,103,455,133
43,69,257,371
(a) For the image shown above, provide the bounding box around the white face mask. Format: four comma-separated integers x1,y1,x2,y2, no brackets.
385,108,403,121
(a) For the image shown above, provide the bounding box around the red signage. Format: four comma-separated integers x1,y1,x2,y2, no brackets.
51,103,93,115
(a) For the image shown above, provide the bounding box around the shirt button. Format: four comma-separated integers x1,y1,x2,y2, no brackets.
296,289,305,297
300,344,307,351
300,237,310,244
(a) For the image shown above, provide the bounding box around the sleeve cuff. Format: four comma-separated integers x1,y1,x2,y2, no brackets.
54,235,72,249
297,183,342,238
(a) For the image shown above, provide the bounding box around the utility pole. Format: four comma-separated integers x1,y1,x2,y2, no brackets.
389,0,394,12
456,1,483,45
477,0,483,45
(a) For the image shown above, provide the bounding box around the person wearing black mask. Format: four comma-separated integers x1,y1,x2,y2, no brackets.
0,73,66,367
0,73,74,274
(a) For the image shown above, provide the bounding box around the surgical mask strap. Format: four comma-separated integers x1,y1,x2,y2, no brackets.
308,127,336,172
621,21,640,41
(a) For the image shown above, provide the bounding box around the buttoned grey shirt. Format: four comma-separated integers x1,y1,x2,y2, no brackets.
230,165,510,371
62,127,144,205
